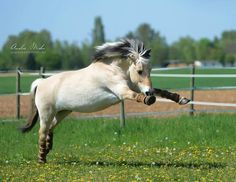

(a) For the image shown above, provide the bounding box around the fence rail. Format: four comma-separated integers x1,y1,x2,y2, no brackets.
151,73,236,78
157,98,236,107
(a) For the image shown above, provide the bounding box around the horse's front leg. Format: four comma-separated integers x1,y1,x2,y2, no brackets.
121,89,156,105
150,88,190,105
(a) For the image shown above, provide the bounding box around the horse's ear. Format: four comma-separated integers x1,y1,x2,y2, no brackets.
146,49,151,54
142,49,151,59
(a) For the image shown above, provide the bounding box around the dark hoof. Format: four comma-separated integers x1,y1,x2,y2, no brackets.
179,97,190,105
144,95,156,105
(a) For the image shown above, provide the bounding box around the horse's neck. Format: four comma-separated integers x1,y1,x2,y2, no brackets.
92,59,131,77
95,59,130,73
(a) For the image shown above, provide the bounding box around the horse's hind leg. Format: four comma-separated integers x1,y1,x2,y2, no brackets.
38,116,53,163
38,109,54,163
46,110,71,155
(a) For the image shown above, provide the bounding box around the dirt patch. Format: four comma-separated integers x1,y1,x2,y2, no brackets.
0,90,235,119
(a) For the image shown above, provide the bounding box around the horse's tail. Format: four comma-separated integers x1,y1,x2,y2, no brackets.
20,79,43,133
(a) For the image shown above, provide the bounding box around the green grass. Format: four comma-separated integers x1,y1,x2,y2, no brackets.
0,75,38,94
0,114,236,181
0,68,235,94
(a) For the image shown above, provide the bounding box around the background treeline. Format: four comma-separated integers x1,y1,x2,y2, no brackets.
0,16,235,70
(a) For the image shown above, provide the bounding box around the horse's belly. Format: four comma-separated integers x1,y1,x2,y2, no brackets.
56,90,120,113
76,94,120,112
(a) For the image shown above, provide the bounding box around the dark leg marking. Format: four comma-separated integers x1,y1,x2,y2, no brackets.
46,132,54,154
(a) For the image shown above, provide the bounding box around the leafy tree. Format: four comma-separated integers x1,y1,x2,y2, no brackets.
195,38,212,60
53,40,84,69
37,51,61,69
125,31,135,39
150,33,169,66
65,43,83,69
92,16,105,46
220,30,236,64
0,29,53,69
225,54,235,66
1,24,236,70
134,23,155,47
169,37,196,64
25,53,38,70
80,41,93,66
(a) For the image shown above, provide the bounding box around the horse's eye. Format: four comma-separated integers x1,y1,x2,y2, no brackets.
137,70,143,75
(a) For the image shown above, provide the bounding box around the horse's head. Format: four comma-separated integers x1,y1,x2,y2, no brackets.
128,49,152,95
93,39,153,95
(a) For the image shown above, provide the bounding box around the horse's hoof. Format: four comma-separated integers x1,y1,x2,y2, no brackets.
38,158,47,164
179,97,190,105
144,95,156,105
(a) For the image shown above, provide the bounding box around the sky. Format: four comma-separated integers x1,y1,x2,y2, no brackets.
0,0,236,48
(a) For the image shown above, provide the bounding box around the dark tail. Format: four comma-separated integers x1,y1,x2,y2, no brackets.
20,109,39,133
19,79,42,133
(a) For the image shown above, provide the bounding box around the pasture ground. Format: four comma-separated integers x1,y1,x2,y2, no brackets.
0,114,236,181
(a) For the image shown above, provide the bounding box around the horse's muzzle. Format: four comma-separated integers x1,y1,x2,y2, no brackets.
144,89,156,106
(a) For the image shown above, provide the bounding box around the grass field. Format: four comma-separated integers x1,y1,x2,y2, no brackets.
0,114,236,181
0,68,235,94
0,75,38,94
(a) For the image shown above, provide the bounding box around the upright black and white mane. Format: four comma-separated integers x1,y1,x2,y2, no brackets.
93,39,151,61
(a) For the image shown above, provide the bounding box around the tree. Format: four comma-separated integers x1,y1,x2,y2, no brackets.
53,40,84,69
92,16,105,46
150,33,169,66
169,37,196,64
195,38,212,60
135,23,155,47
125,31,135,39
80,41,93,66
1,29,54,69
225,54,235,66
0,29,87,70
25,53,38,70
220,30,236,64
37,51,61,70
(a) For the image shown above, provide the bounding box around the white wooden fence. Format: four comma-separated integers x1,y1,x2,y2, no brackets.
12,66,236,126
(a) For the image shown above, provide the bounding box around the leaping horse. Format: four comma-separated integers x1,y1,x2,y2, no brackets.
20,39,189,163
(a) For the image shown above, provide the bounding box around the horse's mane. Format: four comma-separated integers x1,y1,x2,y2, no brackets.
92,39,151,62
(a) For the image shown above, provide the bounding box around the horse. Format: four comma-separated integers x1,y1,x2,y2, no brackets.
20,39,157,163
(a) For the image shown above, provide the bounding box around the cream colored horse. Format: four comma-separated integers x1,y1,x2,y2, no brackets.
20,39,156,163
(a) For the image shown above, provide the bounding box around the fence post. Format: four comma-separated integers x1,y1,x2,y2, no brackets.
190,64,195,116
16,67,21,119
120,100,126,127
40,67,45,78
